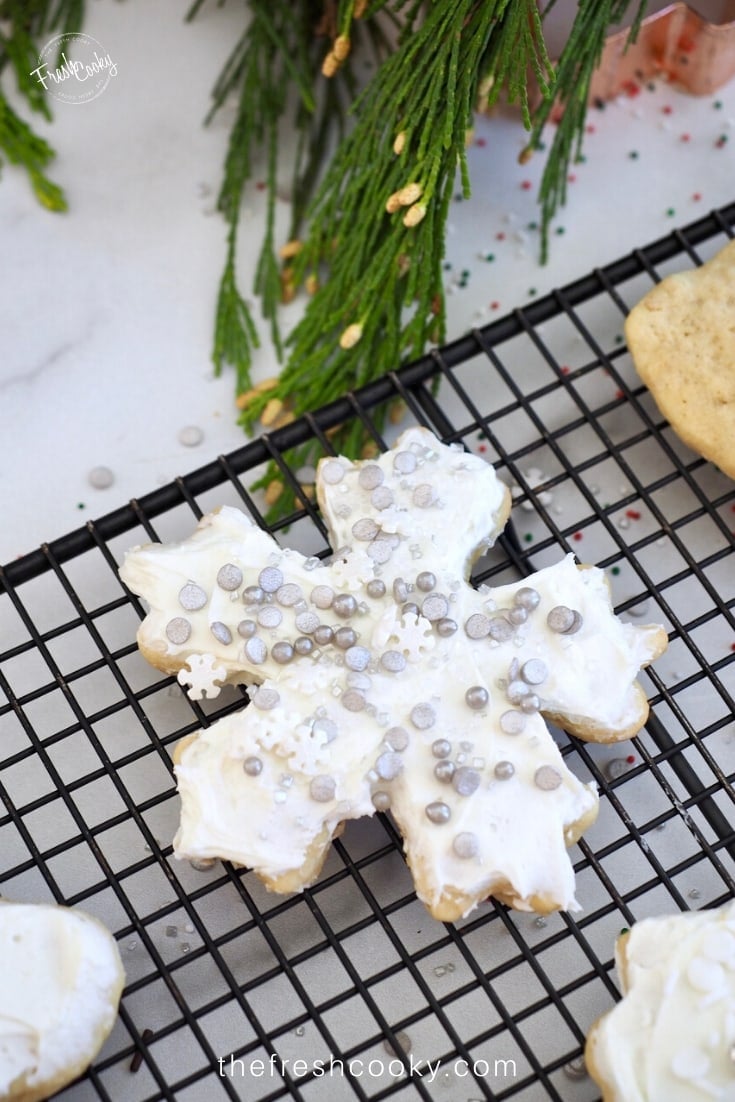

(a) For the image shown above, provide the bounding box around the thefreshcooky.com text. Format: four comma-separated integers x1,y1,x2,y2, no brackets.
218,1052,517,1084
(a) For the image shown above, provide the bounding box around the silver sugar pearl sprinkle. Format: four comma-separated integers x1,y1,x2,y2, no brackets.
535,765,562,791
334,626,358,650
341,689,366,712
253,687,280,710
178,425,203,447
514,586,540,611
508,606,528,626
310,775,336,802
425,801,451,824
372,791,391,811
333,594,358,618
499,710,526,735
88,465,114,489
189,857,217,871
237,619,257,638
413,483,436,508
314,625,334,646
245,636,267,664
393,578,409,604
210,621,232,646
345,645,371,671
294,636,314,656
321,459,345,484
243,585,264,605
217,563,243,591
565,610,584,634
436,618,458,637
434,760,456,783
295,611,320,634
313,717,338,743
563,1058,587,1082
432,738,452,759
465,613,491,640
371,486,393,510
410,702,436,729
271,641,294,664
366,579,386,599
179,582,207,611
376,751,403,781
276,583,302,606
494,761,515,780
393,451,417,474
352,517,380,541
547,605,576,633
416,571,437,592
520,693,541,714
381,650,406,673
465,685,489,710
258,606,283,629
386,726,409,751
402,602,419,617
521,659,548,685
166,617,191,644
358,463,384,490
488,617,514,642
452,832,479,859
506,680,531,705
311,585,334,610
422,593,449,621
605,757,630,781
258,566,284,593
453,766,481,797
243,756,263,776
367,538,393,563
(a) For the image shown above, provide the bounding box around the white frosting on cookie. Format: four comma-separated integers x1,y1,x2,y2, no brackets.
0,902,124,1100
588,902,735,1102
120,427,666,917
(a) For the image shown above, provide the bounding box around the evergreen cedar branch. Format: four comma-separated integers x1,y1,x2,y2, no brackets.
1,0,648,517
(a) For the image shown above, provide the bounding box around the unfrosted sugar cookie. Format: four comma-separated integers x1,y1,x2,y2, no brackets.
0,901,124,1102
120,427,666,921
586,901,735,1102
625,239,735,480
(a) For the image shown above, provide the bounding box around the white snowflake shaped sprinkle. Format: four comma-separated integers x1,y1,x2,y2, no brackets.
177,654,227,700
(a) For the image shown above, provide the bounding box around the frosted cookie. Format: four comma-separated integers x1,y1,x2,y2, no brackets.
0,901,124,1102
120,427,666,920
625,239,735,479
586,901,735,1102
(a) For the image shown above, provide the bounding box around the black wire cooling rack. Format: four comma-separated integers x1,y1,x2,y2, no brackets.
2,204,735,1102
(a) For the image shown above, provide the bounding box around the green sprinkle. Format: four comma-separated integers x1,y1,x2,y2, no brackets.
628,150,639,160
484,253,495,262
555,226,565,235
77,502,86,510
614,334,624,344
524,532,534,543
714,100,723,109
527,221,538,231
611,566,620,576
528,287,537,297
666,207,676,217
620,927,630,935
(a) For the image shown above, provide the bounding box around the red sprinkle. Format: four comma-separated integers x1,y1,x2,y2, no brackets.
625,755,636,764
520,180,532,190
662,105,673,115
490,301,500,310
615,389,625,400
255,181,266,190
477,443,487,453
680,133,690,142
476,137,487,147
496,232,506,241
586,124,596,134
567,173,577,183
573,531,583,542
626,509,642,520
692,192,702,201
561,365,570,375
622,80,640,98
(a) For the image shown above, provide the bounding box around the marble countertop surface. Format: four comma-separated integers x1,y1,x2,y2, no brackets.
2,0,735,565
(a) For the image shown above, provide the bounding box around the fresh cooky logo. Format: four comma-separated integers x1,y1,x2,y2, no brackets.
31,33,117,104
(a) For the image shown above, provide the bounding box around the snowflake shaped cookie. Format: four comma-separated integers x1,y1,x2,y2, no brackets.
586,901,735,1101
120,427,667,921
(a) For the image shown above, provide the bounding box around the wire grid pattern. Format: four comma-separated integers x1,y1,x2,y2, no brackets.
2,204,735,1102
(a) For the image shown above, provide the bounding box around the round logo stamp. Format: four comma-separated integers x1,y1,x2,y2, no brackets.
31,33,118,105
